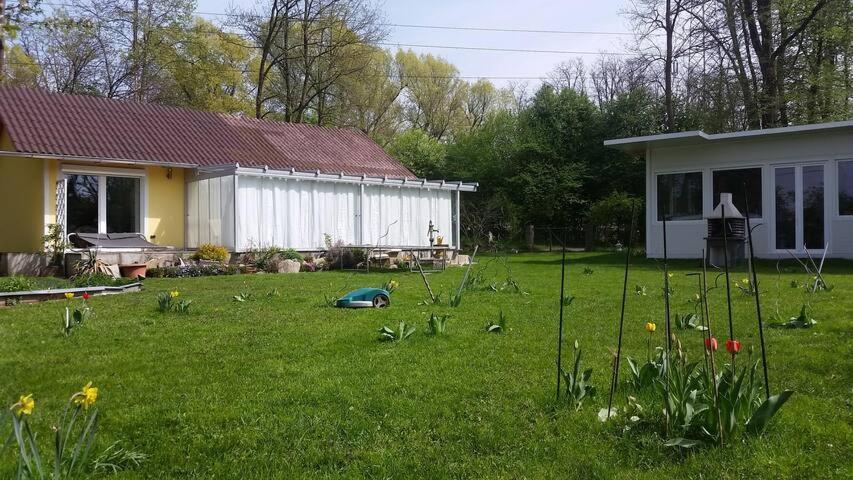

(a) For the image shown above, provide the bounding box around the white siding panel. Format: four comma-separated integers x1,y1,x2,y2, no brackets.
186,180,198,248
197,179,210,245
220,176,235,250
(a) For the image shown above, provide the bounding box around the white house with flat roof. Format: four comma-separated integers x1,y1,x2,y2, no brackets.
604,120,853,259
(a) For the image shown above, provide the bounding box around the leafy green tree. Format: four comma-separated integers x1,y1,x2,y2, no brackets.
385,128,445,178
153,19,254,114
3,44,39,85
396,49,467,140
0,0,40,81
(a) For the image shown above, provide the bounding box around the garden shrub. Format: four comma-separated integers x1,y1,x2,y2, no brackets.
71,273,137,288
588,192,642,248
192,243,229,262
280,248,304,262
0,276,37,292
323,238,366,270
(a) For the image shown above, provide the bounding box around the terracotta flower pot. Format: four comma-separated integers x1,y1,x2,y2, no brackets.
119,264,147,279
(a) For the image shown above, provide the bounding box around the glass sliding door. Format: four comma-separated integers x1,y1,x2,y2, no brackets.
773,164,826,251
774,167,796,250
64,171,143,236
66,174,100,234
802,166,824,249
106,177,141,233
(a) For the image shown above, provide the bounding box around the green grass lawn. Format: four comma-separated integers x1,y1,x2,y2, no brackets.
1,252,851,479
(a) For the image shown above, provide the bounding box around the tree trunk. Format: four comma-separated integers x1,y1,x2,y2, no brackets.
664,0,675,132
720,0,760,128
777,8,789,125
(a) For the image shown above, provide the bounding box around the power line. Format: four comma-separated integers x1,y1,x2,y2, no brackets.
384,24,631,36
40,2,635,37
27,9,635,57
378,42,630,56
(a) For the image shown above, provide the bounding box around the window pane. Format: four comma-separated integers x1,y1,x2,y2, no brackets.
840,160,853,215
712,168,762,217
106,177,140,233
803,165,824,248
774,167,795,250
657,172,703,220
66,175,99,234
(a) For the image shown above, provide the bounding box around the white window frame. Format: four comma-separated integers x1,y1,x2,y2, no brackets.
837,159,853,218
61,165,148,237
710,165,764,219
769,162,829,254
654,170,704,223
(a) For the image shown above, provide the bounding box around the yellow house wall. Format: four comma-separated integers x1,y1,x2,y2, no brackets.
0,129,44,253
145,166,185,248
1,125,186,251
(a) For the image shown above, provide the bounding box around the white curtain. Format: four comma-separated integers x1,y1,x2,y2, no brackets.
187,175,236,250
362,186,453,247
234,176,453,250
236,176,358,250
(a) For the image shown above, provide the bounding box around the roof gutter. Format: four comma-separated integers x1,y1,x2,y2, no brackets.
0,150,199,169
218,165,479,192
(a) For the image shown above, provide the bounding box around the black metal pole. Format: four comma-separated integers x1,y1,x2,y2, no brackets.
701,250,724,446
606,202,636,420
555,228,567,401
720,205,736,366
661,214,672,434
662,215,673,353
743,184,770,398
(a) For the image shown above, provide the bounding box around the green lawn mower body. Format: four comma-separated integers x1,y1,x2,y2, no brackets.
335,288,390,308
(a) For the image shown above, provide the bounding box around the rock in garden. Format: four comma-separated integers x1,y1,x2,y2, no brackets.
277,259,301,273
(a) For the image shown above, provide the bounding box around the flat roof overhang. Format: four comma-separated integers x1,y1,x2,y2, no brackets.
603,120,853,154
199,164,479,192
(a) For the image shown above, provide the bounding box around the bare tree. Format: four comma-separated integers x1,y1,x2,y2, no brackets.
232,0,385,121
547,58,587,93
628,0,690,131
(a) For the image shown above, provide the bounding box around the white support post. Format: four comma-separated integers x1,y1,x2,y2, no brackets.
359,184,365,246
233,174,239,252
455,190,461,250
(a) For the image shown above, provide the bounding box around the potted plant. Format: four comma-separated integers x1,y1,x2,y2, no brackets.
42,224,67,277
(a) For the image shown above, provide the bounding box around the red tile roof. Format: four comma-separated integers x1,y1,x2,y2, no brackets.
0,86,416,179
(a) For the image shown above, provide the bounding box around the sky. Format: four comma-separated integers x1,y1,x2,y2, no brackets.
196,0,635,88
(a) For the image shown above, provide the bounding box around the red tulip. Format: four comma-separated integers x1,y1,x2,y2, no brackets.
704,337,718,351
82,293,91,300
726,339,741,354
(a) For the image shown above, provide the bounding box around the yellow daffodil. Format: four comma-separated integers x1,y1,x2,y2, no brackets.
14,394,34,416
64,292,74,300
741,278,750,285
694,293,701,301
389,280,399,290
73,382,98,409
667,272,673,279
170,290,180,299
645,322,656,333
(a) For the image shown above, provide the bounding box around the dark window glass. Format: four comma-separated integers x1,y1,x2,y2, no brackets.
840,161,853,215
774,167,795,250
657,172,703,220
803,165,824,248
66,175,99,234
106,177,140,233
712,168,762,217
